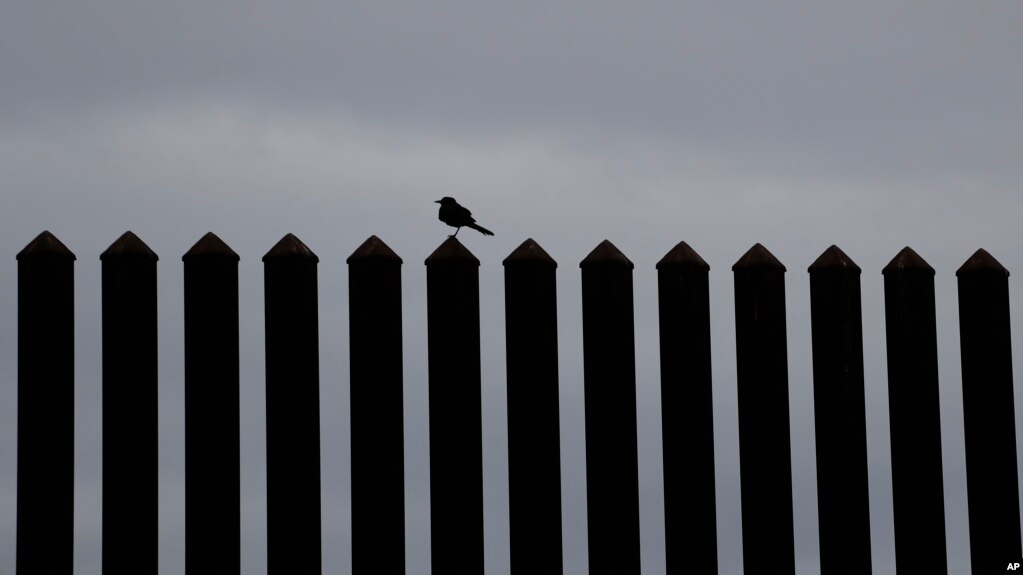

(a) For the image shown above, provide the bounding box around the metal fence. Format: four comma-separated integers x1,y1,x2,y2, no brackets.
15,230,1021,574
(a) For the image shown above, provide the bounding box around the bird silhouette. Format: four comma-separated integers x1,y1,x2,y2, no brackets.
435,197,494,238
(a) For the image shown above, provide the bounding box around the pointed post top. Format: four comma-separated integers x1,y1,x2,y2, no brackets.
182,232,239,262
580,240,633,269
656,240,709,271
425,236,480,266
504,238,557,268
100,231,159,261
732,243,785,272
347,235,403,264
17,230,76,261
262,233,318,263
808,245,860,274
956,248,1009,277
882,246,933,275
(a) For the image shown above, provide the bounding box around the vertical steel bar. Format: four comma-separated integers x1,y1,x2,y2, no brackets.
263,233,321,575
101,231,159,575
504,239,563,574
957,249,1021,572
17,231,75,575
580,239,640,575
883,246,947,573
183,232,240,575
656,241,717,574
808,245,871,574
426,237,484,574
347,236,406,574
732,243,794,574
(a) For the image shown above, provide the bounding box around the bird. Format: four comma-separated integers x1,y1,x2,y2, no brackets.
435,197,494,238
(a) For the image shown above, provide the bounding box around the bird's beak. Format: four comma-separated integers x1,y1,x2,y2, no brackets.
434,200,441,203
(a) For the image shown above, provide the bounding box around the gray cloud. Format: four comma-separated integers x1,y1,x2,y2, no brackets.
2,2,1021,573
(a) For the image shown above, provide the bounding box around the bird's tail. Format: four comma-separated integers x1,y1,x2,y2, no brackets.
468,223,494,236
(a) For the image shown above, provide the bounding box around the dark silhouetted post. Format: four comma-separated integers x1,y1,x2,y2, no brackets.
504,239,563,574
957,249,1021,572
732,243,794,574
17,231,75,575
184,232,240,575
425,235,484,568
883,247,947,574
808,246,871,574
656,241,717,574
263,234,321,575
347,236,405,574
425,237,484,574
101,231,159,575
580,240,640,575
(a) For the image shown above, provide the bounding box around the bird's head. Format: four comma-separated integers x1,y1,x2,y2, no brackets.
435,197,456,205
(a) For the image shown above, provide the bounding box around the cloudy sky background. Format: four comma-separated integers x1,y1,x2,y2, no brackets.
1,2,1021,573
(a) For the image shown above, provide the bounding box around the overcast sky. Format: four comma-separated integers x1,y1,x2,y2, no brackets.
2,2,1022,573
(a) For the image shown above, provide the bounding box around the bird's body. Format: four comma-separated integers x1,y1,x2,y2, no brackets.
435,197,494,237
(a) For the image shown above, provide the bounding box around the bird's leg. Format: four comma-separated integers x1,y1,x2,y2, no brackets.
452,227,461,238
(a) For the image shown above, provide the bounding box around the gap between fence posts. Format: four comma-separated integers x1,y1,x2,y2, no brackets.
263,233,322,575
504,238,563,575
883,247,947,574
16,231,76,575
808,245,871,574
580,239,641,575
957,249,1022,572
347,235,406,574
183,232,240,575
426,237,484,574
101,231,159,575
732,243,795,574
656,241,717,574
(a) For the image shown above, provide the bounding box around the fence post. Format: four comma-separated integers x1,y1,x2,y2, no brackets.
504,239,563,574
183,232,240,575
100,231,159,575
656,241,717,574
882,247,947,573
425,237,484,574
17,231,75,575
808,245,871,574
263,233,321,575
732,243,794,574
580,239,640,575
956,249,1021,572
347,236,405,574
